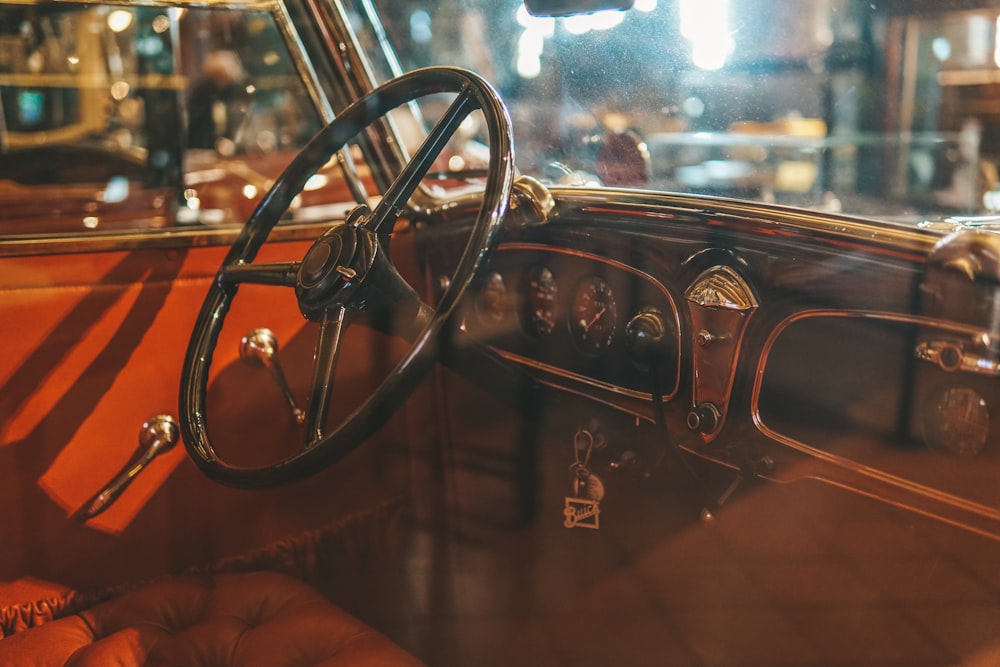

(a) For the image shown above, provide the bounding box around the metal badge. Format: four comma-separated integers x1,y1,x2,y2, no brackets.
564,497,601,529
564,428,604,529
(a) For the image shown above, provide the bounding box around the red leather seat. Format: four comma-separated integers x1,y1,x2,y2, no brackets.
0,571,423,666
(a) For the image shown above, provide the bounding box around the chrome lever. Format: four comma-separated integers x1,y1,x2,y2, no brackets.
74,415,179,521
239,328,305,425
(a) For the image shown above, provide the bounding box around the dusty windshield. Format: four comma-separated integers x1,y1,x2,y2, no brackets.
367,0,1000,221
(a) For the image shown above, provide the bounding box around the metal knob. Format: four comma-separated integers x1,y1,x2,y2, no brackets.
75,415,179,521
239,328,305,425
625,308,667,366
687,402,722,435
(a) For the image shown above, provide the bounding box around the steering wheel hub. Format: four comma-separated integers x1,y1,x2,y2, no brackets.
296,221,374,320
300,238,335,286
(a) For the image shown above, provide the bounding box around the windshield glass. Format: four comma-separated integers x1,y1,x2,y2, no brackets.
365,0,1000,221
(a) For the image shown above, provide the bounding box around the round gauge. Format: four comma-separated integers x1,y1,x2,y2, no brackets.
569,275,617,354
922,385,990,457
521,265,558,337
476,272,507,324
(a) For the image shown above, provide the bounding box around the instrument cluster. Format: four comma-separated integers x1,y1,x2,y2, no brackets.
464,244,682,400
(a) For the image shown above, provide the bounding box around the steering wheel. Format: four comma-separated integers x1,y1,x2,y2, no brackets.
180,67,515,488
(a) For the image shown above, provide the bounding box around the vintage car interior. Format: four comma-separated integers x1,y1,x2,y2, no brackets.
4,0,1000,664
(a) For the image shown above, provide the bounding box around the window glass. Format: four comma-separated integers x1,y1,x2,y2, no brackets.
0,3,340,236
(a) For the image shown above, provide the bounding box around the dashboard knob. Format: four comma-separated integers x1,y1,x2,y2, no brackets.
687,402,721,435
625,308,667,366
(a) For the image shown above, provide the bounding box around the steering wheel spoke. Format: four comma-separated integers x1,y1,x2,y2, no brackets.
366,85,479,235
220,260,301,287
304,304,347,446
180,67,514,488
397,301,435,343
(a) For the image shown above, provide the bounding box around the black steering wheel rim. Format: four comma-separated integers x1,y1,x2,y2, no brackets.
179,67,514,488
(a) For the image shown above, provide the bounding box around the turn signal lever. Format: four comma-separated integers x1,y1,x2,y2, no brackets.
74,415,179,521
239,328,305,425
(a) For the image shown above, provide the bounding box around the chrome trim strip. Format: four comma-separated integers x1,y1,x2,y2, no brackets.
491,347,669,406
0,222,331,257
274,1,334,124
312,0,410,195
275,0,368,205
4,0,280,11
547,188,943,260
533,377,656,423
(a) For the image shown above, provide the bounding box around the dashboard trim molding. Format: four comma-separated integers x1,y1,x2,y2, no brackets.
747,307,1000,536
491,241,684,401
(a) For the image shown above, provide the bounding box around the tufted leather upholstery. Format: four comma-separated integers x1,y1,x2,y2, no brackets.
0,571,424,666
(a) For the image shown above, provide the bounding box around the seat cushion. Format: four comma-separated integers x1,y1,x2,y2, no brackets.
0,571,423,666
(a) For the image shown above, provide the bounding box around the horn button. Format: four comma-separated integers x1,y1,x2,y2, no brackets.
300,238,337,287
295,217,374,321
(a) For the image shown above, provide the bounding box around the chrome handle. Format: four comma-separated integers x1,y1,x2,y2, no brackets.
240,328,305,424
74,415,179,521
915,337,1000,375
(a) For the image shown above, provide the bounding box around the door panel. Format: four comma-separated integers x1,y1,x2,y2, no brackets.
0,239,413,591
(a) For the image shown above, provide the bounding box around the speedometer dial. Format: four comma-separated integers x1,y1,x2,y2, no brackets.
569,275,617,354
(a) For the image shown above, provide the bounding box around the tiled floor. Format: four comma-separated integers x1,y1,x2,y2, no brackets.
392,448,1000,666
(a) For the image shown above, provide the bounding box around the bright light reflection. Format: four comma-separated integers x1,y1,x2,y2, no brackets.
515,3,629,78
152,15,170,34
185,189,201,210
564,10,625,35
517,5,554,33
517,28,544,78
110,81,130,101
410,10,432,43
634,0,657,11
932,36,952,62
680,0,733,70
515,5,553,79
303,174,328,191
969,15,992,64
107,10,133,33
103,176,129,203
459,115,477,133
995,17,1000,67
